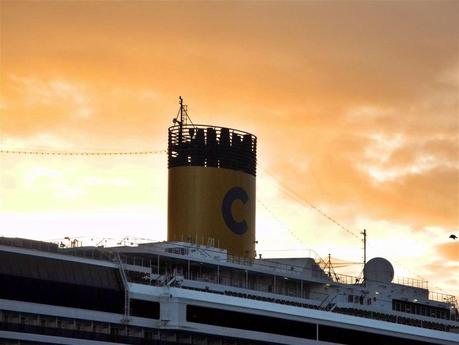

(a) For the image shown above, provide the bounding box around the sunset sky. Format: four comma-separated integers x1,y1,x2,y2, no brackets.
1,1,458,298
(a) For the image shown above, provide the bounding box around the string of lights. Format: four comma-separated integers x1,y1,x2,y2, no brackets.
0,149,429,282
0,149,167,156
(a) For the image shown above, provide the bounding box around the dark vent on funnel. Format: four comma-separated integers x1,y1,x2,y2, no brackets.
168,124,257,176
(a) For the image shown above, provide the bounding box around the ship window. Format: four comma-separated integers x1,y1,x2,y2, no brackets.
319,325,438,345
144,330,153,340
0,252,124,314
130,299,160,319
166,247,188,256
392,299,449,320
186,305,316,340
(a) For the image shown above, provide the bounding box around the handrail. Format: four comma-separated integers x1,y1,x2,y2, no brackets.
429,291,458,306
156,242,433,291
54,242,452,304
169,123,257,140
394,277,428,289
115,252,131,323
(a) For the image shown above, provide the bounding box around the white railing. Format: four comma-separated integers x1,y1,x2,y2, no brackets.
429,291,458,307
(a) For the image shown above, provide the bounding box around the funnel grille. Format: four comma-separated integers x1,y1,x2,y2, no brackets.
168,124,257,176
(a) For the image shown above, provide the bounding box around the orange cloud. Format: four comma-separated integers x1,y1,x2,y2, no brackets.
1,0,458,296
437,242,459,261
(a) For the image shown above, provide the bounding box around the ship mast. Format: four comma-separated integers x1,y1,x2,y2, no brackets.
173,96,194,145
179,96,185,144
362,229,367,284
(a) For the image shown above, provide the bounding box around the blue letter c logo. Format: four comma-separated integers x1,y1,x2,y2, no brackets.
222,187,249,235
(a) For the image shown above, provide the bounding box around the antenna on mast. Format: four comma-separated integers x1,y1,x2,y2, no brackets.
326,253,337,280
362,229,367,284
178,96,184,144
172,96,195,144
328,253,332,278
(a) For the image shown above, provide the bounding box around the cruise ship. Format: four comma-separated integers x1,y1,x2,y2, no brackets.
1,98,458,345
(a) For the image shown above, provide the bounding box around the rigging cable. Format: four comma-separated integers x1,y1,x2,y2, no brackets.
259,166,428,283
259,166,361,240
257,197,327,266
1,148,430,282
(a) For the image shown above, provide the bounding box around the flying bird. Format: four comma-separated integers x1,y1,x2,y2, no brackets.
449,234,457,240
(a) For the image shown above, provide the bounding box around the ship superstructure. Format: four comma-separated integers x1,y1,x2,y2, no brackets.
1,98,458,345
1,237,458,345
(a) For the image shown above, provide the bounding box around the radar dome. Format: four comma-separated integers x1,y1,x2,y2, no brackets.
364,257,394,283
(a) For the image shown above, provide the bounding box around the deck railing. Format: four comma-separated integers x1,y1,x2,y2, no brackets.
57,242,451,305
394,277,428,289
429,291,458,307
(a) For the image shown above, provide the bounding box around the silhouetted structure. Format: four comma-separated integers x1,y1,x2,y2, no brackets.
168,124,257,176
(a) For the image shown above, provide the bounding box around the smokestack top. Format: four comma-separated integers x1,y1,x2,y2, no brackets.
168,124,257,176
